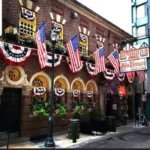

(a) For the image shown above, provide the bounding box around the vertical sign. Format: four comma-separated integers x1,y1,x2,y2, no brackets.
0,0,2,36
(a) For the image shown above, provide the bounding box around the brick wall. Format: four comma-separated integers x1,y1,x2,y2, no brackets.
1,0,131,138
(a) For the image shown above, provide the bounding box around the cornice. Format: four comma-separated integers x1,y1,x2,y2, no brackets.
57,0,132,38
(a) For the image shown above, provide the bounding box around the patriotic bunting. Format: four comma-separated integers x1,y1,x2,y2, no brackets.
73,90,80,97
136,71,145,83
117,72,125,82
0,41,32,66
126,72,135,83
103,68,115,80
86,62,97,76
86,91,93,98
33,87,46,96
46,53,62,67
55,88,65,97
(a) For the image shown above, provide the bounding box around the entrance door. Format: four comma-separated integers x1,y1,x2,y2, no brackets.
0,88,22,132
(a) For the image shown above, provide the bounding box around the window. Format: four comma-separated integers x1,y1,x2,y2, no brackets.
136,5,146,19
137,26,146,37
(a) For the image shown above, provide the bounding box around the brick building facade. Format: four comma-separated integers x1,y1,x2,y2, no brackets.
0,0,133,139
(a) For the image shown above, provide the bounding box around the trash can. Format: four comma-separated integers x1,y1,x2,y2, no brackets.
67,119,80,141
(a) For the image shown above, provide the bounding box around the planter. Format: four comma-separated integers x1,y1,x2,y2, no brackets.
54,47,65,54
25,40,35,47
5,33,18,42
91,119,107,133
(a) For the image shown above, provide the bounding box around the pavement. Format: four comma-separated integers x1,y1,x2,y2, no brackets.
0,121,148,149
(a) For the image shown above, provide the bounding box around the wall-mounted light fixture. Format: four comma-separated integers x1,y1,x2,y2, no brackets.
71,12,79,19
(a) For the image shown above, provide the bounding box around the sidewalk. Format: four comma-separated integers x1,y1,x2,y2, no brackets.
0,121,148,149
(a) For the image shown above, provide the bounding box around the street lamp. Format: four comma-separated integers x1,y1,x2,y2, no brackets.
45,30,59,147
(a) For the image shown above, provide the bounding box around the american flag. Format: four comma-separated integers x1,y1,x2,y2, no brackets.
35,22,48,68
107,49,119,73
126,72,135,83
136,71,145,83
94,46,105,74
66,35,83,73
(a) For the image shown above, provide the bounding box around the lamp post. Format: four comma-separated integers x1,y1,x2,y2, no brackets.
45,30,59,147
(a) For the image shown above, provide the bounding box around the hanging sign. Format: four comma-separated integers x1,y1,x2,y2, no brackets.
119,48,149,62
120,58,147,72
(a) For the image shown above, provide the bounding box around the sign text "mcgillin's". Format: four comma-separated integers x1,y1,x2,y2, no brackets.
119,48,149,62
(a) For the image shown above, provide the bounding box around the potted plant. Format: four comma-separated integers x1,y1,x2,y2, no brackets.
46,40,52,52
88,54,95,63
71,99,84,119
30,96,50,117
57,104,67,117
23,34,35,46
4,26,18,41
86,98,94,112
90,107,107,133
54,42,66,54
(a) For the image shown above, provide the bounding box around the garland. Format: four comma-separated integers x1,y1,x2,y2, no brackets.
66,57,83,73
73,90,80,97
33,87,46,96
0,41,32,66
103,68,115,80
46,53,62,67
86,91,93,98
54,88,65,97
117,72,125,82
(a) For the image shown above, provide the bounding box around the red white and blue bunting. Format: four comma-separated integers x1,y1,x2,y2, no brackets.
0,41,32,66
21,7,35,21
86,91,93,98
103,68,115,80
86,62,97,76
117,72,125,82
46,53,62,67
54,88,65,97
73,90,80,97
66,57,83,73
33,87,46,96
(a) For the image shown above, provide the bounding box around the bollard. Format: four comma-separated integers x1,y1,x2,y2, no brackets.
72,121,77,143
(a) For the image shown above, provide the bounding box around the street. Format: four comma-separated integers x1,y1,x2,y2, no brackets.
78,126,150,148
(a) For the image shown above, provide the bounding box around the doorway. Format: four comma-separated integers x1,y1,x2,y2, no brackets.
0,88,22,133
